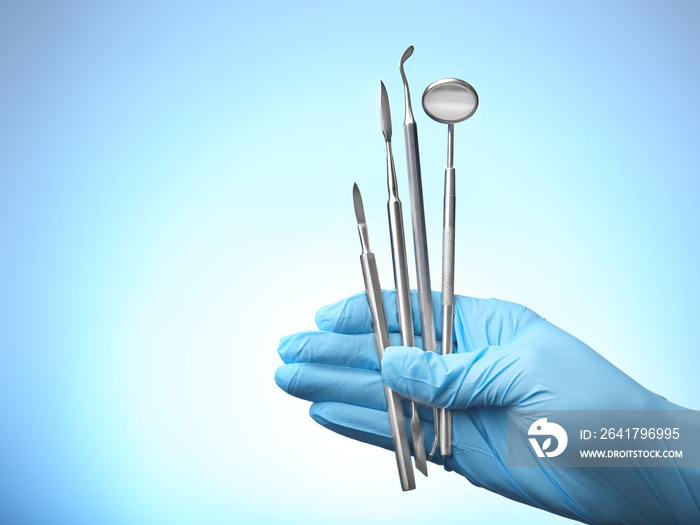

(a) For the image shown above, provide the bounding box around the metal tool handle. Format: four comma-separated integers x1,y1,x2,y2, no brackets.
388,197,414,348
388,183,428,476
360,252,416,491
404,121,437,354
440,166,456,456
442,167,456,306
406,120,441,458
439,303,454,456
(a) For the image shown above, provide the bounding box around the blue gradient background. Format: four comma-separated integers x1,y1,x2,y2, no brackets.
1,1,698,524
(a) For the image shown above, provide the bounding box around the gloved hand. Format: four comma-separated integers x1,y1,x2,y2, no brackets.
275,291,698,524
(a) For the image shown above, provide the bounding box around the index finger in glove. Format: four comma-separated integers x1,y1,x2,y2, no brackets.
278,330,448,369
315,289,443,336
316,291,542,351
278,330,387,370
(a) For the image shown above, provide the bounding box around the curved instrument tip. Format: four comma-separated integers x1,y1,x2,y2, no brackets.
400,45,414,68
399,47,415,119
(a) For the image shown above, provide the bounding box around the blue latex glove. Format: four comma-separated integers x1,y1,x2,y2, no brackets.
275,291,699,524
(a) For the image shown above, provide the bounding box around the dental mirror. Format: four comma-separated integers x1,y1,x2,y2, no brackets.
422,78,478,124
421,77,478,457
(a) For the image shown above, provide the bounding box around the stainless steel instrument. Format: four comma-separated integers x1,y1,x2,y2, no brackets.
422,78,479,457
399,46,442,458
353,182,416,491
379,81,428,477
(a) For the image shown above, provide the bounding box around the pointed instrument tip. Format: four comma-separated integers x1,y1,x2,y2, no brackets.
416,458,428,477
379,81,392,140
352,183,365,225
400,45,414,67
410,411,428,476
